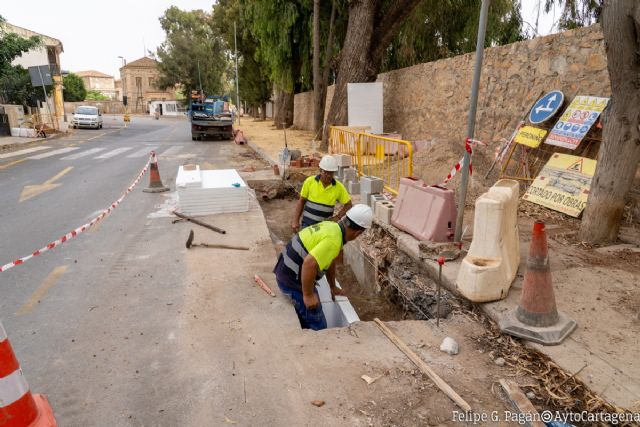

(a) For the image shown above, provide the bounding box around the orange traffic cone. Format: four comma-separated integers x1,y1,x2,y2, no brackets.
143,151,169,193
0,322,57,427
499,220,576,345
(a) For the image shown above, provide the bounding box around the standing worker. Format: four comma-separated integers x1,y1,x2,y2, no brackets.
292,155,352,232
275,204,373,330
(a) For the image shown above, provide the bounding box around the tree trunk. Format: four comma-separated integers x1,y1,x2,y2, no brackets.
321,0,377,150
579,0,640,243
313,0,322,137
274,88,294,129
261,102,266,120
321,0,422,150
318,0,337,140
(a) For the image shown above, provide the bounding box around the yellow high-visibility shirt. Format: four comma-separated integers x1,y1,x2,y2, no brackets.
300,175,351,207
298,221,345,270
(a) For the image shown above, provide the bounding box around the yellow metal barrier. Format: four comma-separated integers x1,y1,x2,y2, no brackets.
329,126,361,168
358,133,413,194
329,126,413,195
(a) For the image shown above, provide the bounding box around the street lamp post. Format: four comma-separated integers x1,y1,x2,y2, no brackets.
118,56,129,123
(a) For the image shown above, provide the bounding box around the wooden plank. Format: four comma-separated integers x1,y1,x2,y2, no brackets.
499,379,546,427
373,318,472,412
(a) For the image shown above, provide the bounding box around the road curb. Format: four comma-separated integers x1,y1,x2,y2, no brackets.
0,131,67,153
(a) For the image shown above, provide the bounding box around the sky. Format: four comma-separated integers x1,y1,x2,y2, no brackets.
2,0,560,79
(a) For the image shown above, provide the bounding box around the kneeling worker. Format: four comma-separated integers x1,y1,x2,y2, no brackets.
275,204,373,330
292,155,352,232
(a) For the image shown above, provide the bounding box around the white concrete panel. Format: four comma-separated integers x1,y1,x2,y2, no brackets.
347,82,383,134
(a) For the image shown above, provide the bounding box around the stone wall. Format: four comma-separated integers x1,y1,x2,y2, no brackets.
293,25,610,145
292,84,335,133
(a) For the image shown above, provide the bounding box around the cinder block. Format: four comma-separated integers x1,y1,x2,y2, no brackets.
348,181,360,194
370,194,385,213
360,190,372,206
360,176,384,194
334,154,352,167
376,201,395,224
343,168,357,183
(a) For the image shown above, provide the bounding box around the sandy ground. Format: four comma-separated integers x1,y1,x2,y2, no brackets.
236,118,321,164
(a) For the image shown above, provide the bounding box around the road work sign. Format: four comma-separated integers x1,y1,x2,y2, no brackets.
523,153,596,217
545,96,609,150
529,90,564,124
514,126,547,148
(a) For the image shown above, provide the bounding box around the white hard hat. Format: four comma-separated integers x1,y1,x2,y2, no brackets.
346,204,374,229
319,155,339,172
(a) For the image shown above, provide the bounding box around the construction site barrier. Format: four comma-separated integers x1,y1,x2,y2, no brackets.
329,126,413,195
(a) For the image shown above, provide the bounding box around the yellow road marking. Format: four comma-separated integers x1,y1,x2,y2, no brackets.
19,166,73,202
0,158,27,170
16,265,68,315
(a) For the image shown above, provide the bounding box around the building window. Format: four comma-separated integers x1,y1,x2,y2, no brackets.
136,77,142,88
148,77,155,89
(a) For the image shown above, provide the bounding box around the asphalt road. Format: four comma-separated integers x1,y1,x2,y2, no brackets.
0,116,228,426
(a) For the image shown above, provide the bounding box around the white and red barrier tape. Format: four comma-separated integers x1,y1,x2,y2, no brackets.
0,152,155,273
439,137,487,186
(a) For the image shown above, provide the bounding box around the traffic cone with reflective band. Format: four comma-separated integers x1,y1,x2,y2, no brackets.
143,151,169,193
0,322,57,427
499,220,576,345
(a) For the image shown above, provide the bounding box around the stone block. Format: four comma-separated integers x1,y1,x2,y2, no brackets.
375,200,394,224
333,154,352,167
348,181,360,195
360,176,384,194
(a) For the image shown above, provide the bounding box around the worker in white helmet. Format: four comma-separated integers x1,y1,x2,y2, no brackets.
275,204,374,330
291,155,352,232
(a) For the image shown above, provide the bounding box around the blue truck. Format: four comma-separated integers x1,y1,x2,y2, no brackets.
189,98,234,141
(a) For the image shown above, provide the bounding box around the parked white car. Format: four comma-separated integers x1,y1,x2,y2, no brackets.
72,106,103,129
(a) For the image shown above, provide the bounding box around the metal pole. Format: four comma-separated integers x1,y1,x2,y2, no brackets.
234,21,240,125
454,0,490,242
196,60,204,101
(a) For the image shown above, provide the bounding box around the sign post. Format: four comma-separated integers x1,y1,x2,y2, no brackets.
455,0,490,242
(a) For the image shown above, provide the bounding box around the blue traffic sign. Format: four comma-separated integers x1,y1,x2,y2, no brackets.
529,90,564,124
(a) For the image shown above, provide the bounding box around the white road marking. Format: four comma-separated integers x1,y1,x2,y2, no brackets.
61,147,106,160
0,146,50,159
94,147,134,159
158,145,183,157
28,147,80,159
127,147,157,158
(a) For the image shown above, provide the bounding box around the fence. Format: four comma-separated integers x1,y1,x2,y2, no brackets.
329,126,413,195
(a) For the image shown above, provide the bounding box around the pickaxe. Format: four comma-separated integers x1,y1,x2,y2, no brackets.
185,230,249,251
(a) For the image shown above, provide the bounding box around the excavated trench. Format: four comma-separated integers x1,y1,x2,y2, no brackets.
250,178,455,322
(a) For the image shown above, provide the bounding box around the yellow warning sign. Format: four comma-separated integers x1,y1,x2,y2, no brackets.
523,154,596,217
514,126,548,148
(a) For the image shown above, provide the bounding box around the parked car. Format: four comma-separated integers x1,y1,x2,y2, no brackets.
72,106,103,129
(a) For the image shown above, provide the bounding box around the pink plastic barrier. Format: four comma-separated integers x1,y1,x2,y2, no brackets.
391,178,457,242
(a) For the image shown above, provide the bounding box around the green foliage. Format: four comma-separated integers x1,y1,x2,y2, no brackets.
543,0,601,29
156,7,227,97
85,90,109,101
381,0,524,72
0,16,44,106
63,73,87,102
211,0,272,107
243,0,314,93
0,16,41,74
0,65,45,106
